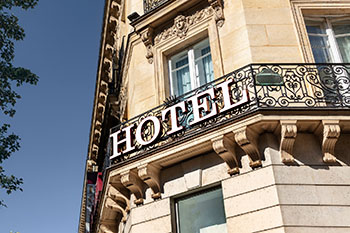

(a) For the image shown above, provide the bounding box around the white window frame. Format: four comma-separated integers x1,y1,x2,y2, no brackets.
305,16,350,63
168,39,212,96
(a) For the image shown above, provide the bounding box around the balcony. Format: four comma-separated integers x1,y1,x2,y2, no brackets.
110,63,350,163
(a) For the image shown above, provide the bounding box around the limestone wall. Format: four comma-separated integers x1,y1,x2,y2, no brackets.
114,132,350,233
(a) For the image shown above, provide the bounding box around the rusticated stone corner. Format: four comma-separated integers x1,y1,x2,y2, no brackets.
212,135,239,175
121,170,145,205
234,126,262,168
280,120,297,164
322,120,340,163
138,164,162,199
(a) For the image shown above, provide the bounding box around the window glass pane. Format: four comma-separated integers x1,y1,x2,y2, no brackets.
177,188,227,233
171,55,191,96
308,35,332,63
194,40,214,86
333,20,350,63
305,20,332,63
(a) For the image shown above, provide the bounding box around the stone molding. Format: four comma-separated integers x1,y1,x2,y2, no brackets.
120,170,145,205
234,126,262,168
212,135,240,175
322,120,341,163
280,120,297,164
138,164,162,199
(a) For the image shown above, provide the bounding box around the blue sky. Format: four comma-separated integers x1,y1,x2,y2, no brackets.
0,1,104,232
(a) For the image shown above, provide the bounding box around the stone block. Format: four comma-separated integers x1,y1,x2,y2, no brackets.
226,206,283,233
222,166,275,199
131,198,170,225
130,215,172,233
224,185,279,218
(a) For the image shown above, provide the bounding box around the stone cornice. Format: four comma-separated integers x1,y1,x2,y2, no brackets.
79,0,124,232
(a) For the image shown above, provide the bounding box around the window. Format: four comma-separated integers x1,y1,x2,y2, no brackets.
175,187,227,233
169,39,214,97
305,17,350,63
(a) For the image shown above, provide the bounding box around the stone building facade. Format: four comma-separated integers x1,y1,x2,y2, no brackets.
79,0,350,232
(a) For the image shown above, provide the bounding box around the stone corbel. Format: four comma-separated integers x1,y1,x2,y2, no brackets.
105,197,128,222
138,164,162,199
108,185,130,212
234,126,262,168
322,120,340,163
140,27,154,64
87,159,97,172
208,0,225,27
280,120,297,164
212,135,240,175
121,170,145,205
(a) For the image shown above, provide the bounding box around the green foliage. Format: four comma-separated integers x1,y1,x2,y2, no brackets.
0,0,39,207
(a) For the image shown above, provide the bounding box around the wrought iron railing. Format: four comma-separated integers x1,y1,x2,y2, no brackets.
144,0,171,13
110,63,350,163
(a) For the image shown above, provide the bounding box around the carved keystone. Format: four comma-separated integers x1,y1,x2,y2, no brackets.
234,126,262,168
212,135,239,175
138,164,162,199
121,170,144,205
322,120,340,163
140,27,154,64
108,185,130,212
105,197,128,222
280,120,297,164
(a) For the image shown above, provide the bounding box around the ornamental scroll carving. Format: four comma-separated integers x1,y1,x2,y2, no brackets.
154,7,214,43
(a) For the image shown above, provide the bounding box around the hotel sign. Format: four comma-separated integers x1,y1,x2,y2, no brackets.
110,79,249,159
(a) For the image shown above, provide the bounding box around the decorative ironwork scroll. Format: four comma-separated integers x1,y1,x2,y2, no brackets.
144,0,169,13
110,63,350,163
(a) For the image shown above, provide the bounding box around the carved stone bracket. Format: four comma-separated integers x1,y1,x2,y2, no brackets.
108,185,130,212
208,0,225,27
138,164,162,199
121,170,145,205
280,120,297,164
322,120,340,163
105,197,128,222
100,224,114,233
140,27,154,64
234,126,262,168
212,135,239,175
87,159,98,172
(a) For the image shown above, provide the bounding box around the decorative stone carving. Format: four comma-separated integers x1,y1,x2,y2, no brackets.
108,185,130,212
208,0,225,27
87,159,97,172
121,170,145,205
140,27,154,64
234,126,262,168
212,135,239,175
100,224,114,233
154,7,214,43
138,164,162,199
105,197,128,222
322,120,340,163
280,120,297,164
